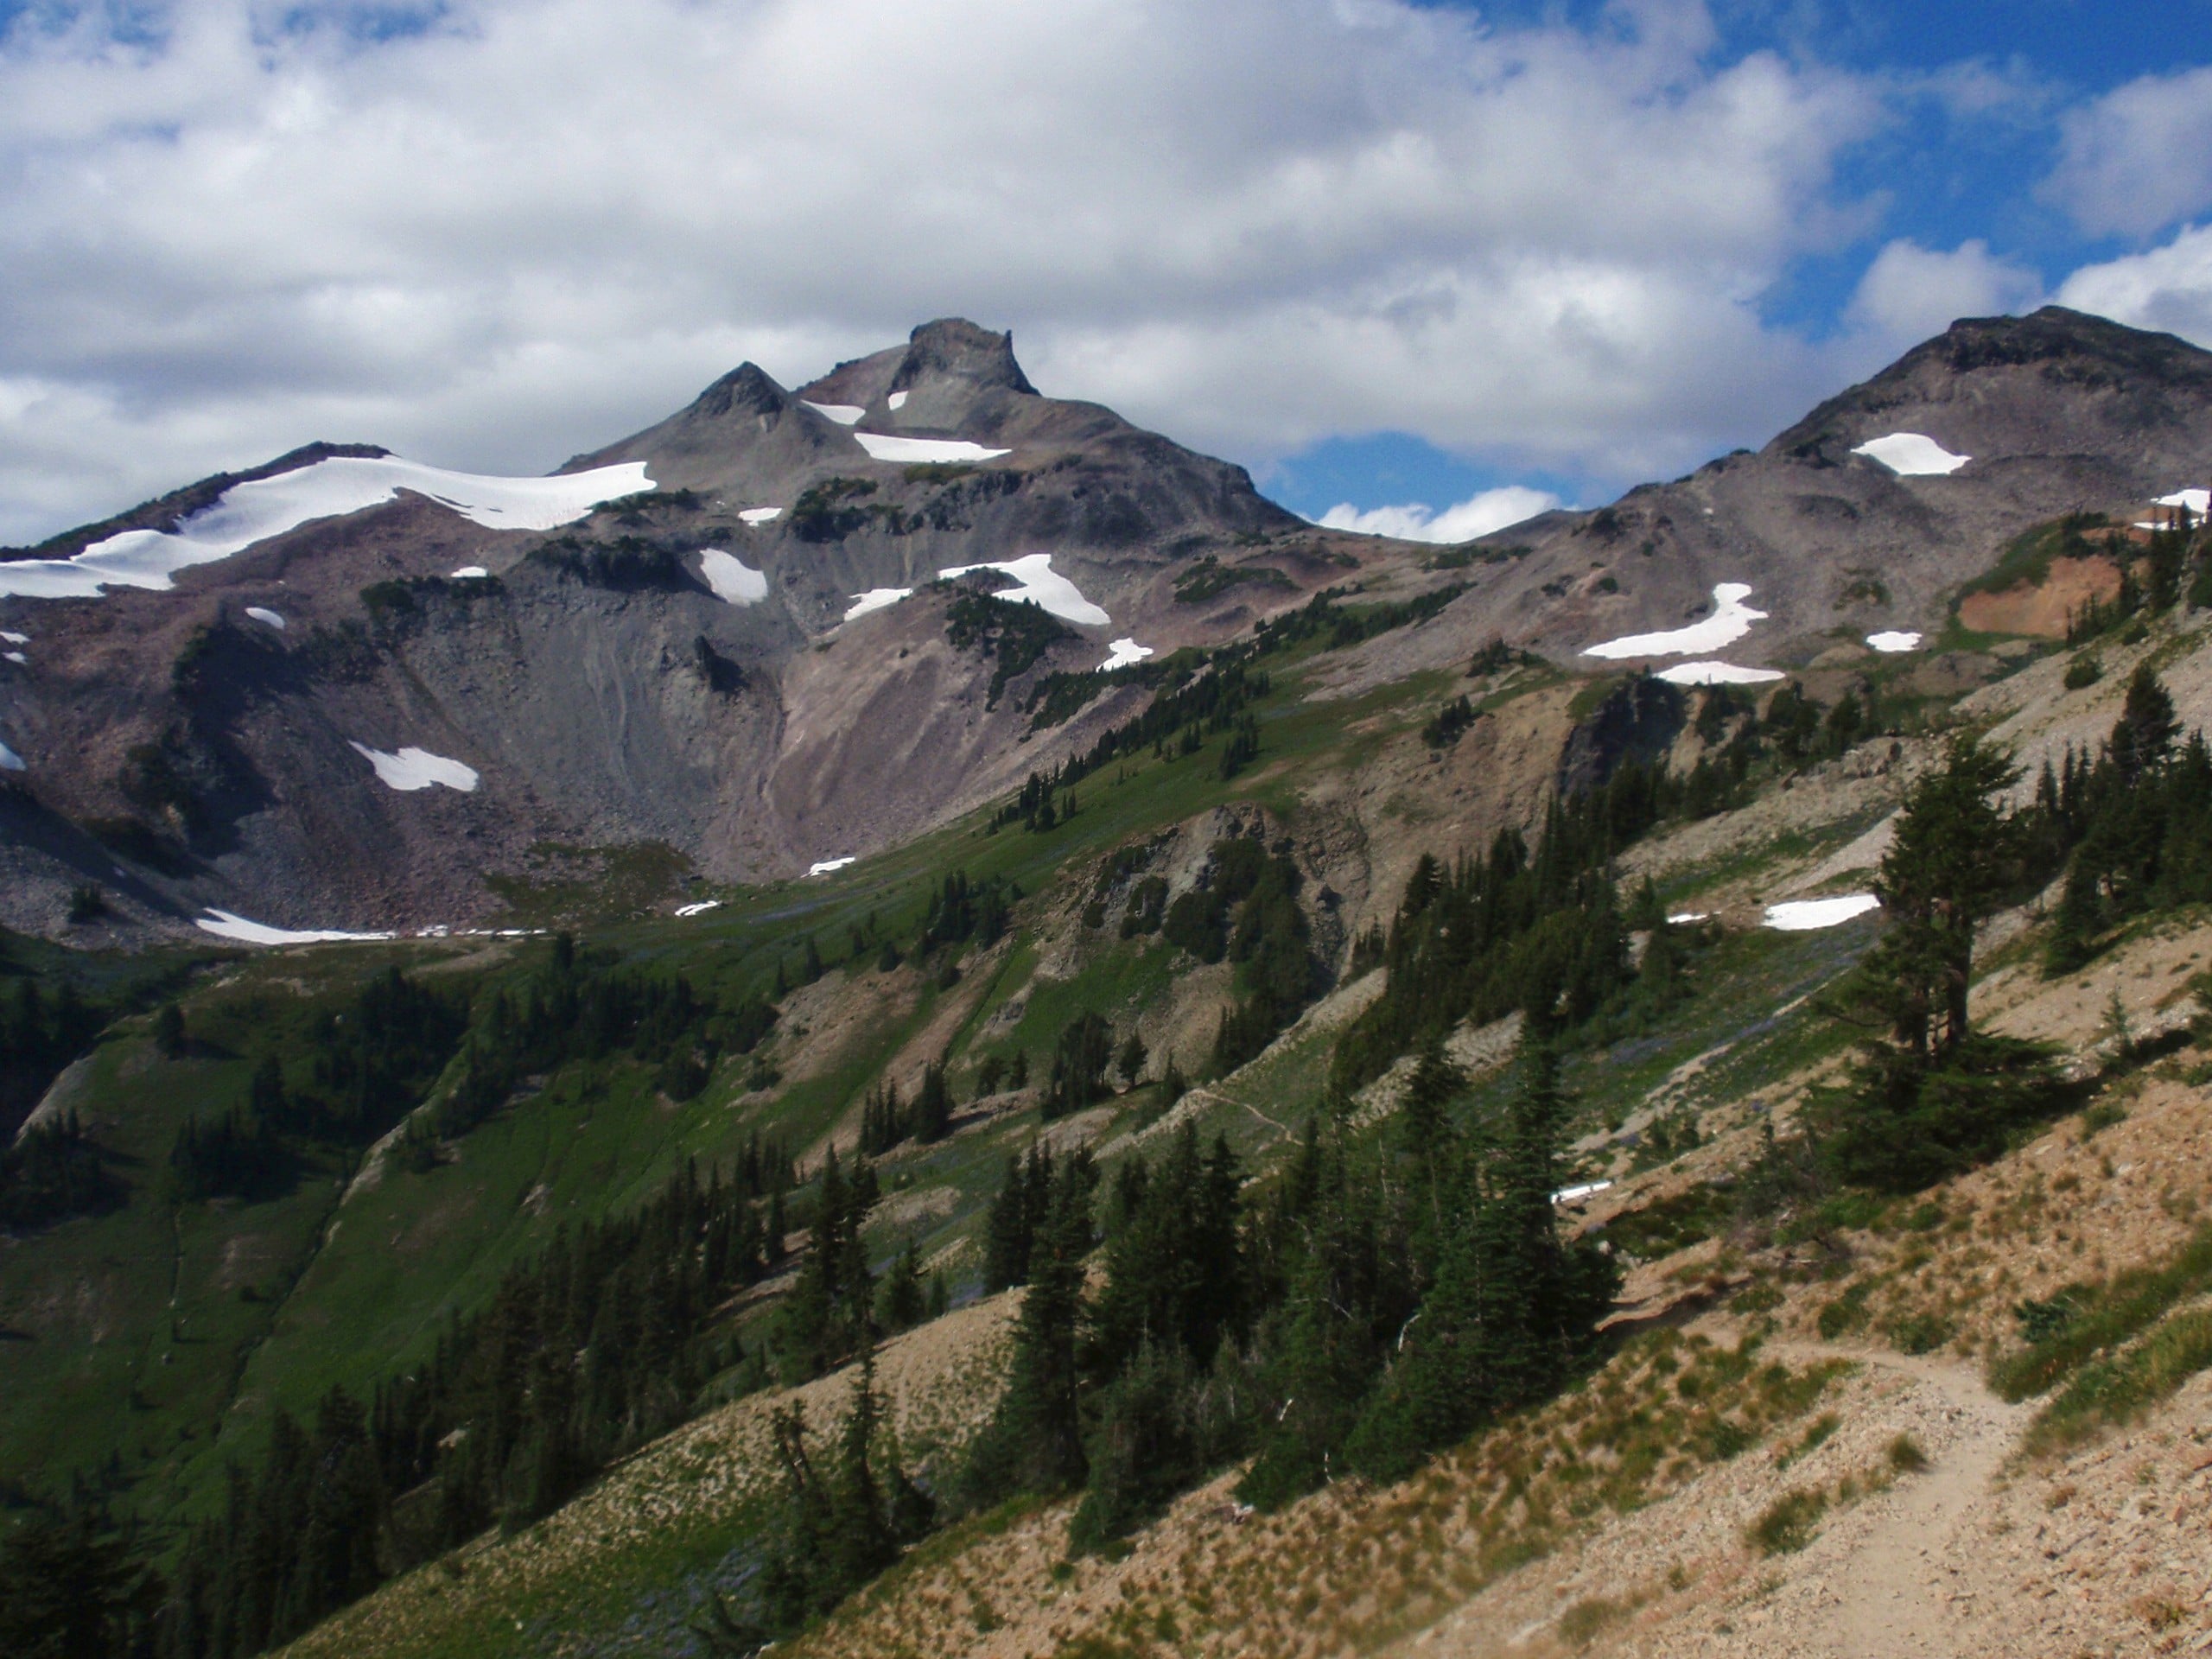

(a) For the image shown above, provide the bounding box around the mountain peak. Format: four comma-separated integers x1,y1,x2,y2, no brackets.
686,362,791,422
1916,304,2212,378
893,317,1036,397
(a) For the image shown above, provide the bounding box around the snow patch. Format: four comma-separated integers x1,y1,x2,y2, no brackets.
1655,660,1783,686
1666,912,1708,925
675,900,723,918
887,391,910,410
1551,1180,1612,1205
1764,893,1880,931
196,910,394,945
1851,433,1969,476
738,506,783,525
1099,638,1154,671
2158,488,2210,515
807,856,855,878
852,433,1011,465
449,565,490,579
1866,630,1922,652
3,652,23,666
804,401,865,425
698,549,768,606
938,552,1109,626
0,739,22,771
245,607,285,630
843,588,912,623
0,632,26,644
348,741,480,793
1586,583,1765,659
0,456,652,601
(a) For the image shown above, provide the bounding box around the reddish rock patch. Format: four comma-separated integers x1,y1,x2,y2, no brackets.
1958,554,2121,638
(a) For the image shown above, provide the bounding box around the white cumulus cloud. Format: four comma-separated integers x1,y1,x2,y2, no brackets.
0,0,1887,543
1317,485,1560,543
2056,223,2212,348
2045,66,2212,239
1844,238,2044,351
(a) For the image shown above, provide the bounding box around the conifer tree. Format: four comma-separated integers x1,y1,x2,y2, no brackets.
1822,735,2060,1189
1042,1013,1114,1119
911,1059,953,1142
963,1157,1095,1504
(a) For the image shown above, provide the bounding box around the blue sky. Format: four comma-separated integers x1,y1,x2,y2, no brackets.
1,0,2209,543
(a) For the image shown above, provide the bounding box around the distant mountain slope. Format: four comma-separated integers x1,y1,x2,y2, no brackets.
3,307,2209,941
1463,307,2212,671
0,321,1374,938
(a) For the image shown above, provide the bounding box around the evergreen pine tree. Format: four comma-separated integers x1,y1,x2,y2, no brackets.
963,1159,1094,1504
1822,735,2062,1189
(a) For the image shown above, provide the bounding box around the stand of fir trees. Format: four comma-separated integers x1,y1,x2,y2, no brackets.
954,1045,1616,1555
1330,758,1707,1096
0,974,108,1133
0,1492,164,1658
156,1138,796,1659
2036,665,2212,973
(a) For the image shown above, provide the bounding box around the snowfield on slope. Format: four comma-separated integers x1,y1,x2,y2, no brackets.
853,433,1011,465
808,856,855,877
348,742,480,793
1867,631,1922,652
698,550,767,606
843,588,912,622
1586,583,1766,659
245,607,285,629
1765,893,1880,930
0,456,653,600
1100,638,1154,671
1853,433,1970,475
1656,660,1783,685
196,910,395,945
938,552,1109,626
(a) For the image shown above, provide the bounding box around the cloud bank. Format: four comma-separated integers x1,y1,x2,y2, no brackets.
1317,486,1560,544
0,0,1891,543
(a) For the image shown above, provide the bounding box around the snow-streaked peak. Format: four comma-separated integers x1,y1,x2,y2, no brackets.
0,456,652,601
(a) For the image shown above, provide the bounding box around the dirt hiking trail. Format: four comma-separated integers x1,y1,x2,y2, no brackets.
1775,1342,2031,1659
